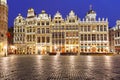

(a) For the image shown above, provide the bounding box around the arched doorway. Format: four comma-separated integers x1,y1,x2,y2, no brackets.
91,47,97,53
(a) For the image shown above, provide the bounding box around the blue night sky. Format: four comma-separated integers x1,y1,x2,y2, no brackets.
8,0,120,28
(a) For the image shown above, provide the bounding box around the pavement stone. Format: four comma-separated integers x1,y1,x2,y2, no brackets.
0,55,120,80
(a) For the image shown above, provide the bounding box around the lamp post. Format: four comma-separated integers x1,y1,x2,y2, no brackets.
4,45,7,56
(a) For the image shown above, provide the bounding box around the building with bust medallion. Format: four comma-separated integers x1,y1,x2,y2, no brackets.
13,6,110,54
0,0,8,56
79,7,109,53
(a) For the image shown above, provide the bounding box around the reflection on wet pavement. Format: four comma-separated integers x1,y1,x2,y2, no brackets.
0,55,120,80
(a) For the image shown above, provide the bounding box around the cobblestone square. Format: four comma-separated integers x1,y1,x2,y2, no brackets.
0,55,120,80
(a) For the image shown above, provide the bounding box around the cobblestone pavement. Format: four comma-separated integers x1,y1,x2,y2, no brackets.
0,55,120,80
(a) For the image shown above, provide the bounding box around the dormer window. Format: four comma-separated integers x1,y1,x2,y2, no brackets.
59,17,61,19
55,17,57,19
55,21,57,23
46,22,49,25
59,21,61,23
72,20,75,22
19,19,21,23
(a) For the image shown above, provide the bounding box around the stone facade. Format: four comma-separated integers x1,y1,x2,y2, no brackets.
0,0,8,56
109,28,115,53
110,20,120,54
13,7,110,54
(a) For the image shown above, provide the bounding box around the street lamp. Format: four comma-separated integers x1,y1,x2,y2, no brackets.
54,45,57,53
4,45,7,56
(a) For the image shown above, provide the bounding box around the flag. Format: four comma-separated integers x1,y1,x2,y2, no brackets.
6,32,11,38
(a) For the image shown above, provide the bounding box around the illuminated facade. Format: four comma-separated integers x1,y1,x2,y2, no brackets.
14,7,110,54
65,10,79,53
109,27,115,53
51,11,65,53
0,0,8,56
79,8,109,53
110,20,120,54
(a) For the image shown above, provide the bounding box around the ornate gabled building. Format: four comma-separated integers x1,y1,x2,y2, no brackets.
51,11,65,53
25,8,37,54
36,10,51,54
0,0,8,56
13,6,110,54
14,14,26,54
79,7,109,53
110,20,120,54
65,10,79,53
109,27,115,53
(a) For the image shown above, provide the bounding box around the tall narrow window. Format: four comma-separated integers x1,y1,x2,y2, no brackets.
46,37,50,43
88,34,91,40
85,34,87,41
81,26,83,31
100,25,103,31
42,28,45,33
37,37,40,43
37,28,40,33
88,26,90,31
81,34,83,41
46,28,49,33
97,25,99,31
92,34,96,41
101,34,103,41
104,34,107,41
97,34,99,41
42,37,45,43
104,25,107,31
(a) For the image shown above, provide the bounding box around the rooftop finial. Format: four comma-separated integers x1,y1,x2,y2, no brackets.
41,10,45,14
90,4,92,10
18,13,21,16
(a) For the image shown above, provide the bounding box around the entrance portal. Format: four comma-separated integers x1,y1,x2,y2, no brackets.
91,47,97,53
